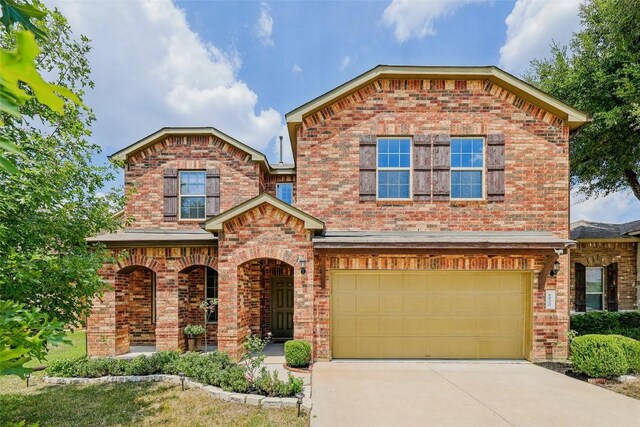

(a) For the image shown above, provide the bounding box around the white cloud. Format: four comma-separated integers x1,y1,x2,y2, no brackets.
571,191,640,223
256,2,274,47
382,0,489,43
499,0,583,75
292,64,303,74
339,56,352,71
51,0,282,158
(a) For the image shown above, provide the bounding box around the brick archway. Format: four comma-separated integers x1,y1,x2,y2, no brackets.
176,254,218,273
232,246,299,268
115,255,160,273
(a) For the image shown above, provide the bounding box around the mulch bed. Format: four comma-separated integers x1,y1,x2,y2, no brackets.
283,364,311,373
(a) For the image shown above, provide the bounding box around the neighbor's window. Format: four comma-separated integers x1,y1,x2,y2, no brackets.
586,267,604,311
205,267,218,323
377,138,411,199
451,138,484,199
276,183,293,204
179,171,206,219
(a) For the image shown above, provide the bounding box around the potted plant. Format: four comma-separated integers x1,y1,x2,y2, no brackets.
184,324,205,352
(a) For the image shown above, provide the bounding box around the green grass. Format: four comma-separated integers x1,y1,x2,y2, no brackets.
0,331,307,426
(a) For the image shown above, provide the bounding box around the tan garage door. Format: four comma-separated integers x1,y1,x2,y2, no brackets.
331,270,531,359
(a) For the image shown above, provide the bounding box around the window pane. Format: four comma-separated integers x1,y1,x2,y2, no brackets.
399,171,409,185
276,183,293,204
378,184,388,198
471,153,483,167
586,294,603,311
378,139,388,153
586,268,603,292
451,171,482,199
180,172,205,195
451,185,461,198
378,171,410,199
399,153,410,167
206,267,218,322
389,139,399,153
400,139,410,153
451,139,461,154
470,183,482,198
378,153,388,167
461,139,472,153
472,139,483,152
388,153,399,167
451,153,461,167
181,196,205,219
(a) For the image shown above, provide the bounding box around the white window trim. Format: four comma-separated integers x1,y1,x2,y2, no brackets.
178,170,206,221
205,267,218,324
585,266,605,312
376,137,413,201
276,182,294,204
450,137,486,201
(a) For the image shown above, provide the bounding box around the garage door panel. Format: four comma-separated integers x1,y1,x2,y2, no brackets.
332,271,529,359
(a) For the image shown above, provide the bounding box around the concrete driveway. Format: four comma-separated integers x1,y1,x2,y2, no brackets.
310,361,640,427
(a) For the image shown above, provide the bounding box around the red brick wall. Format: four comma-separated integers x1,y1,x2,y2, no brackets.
570,241,638,311
124,135,261,229
295,78,570,237
128,268,155,345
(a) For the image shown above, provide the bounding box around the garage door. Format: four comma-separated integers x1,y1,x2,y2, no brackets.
331,270,531,359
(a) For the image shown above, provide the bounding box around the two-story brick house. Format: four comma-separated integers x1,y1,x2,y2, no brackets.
87,65,590,361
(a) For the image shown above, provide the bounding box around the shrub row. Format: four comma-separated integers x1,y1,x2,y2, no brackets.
570,334,640,378
47,351,303,397
570,312,640,341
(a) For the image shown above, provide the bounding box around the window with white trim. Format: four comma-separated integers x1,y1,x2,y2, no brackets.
179,171,206,219
586,267,604,311
205,267,218,323
377,137,411,199
451,138,484,199
276,183,293,204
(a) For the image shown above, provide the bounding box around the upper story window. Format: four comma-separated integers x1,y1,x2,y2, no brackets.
276,183,293,204
179,171,206,219
586,267,604,311
377,138,411,199
451,138,484,199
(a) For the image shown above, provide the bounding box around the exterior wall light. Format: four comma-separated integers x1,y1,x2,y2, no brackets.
298,257,307,275
295,391,305,416
549,260,561,277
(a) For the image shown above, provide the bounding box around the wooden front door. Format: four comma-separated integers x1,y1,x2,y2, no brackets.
271,276,294,339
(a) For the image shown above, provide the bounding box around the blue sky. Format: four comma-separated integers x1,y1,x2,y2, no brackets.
51,0,639,223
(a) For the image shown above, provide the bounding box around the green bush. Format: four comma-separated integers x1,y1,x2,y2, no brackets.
612,335,640,373
571,335,629,378
284,340,312,368
46,349,302,397
571,312,640,340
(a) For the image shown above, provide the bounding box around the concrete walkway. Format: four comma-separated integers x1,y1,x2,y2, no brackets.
311,361,640,427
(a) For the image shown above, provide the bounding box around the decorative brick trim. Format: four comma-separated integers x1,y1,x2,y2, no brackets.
115,255,161,273
176,254,218,272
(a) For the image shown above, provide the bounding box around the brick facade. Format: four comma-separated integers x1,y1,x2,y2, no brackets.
88,71,580,362
570,241,638,311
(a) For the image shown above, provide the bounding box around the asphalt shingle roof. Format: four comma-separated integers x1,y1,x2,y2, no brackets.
570,220,640,239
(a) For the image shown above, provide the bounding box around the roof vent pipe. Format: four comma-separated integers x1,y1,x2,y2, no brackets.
279,135,283,165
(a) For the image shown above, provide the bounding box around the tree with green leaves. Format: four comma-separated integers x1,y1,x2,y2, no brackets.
0,0,124,376
526,0,640,201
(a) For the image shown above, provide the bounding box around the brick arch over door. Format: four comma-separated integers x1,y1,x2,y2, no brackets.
115,256,161,273
231,246,299,269
176,254,218,273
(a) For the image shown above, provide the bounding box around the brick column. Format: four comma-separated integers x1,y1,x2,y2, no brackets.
155,270,180,351
217,257,242,359
293,248,314,344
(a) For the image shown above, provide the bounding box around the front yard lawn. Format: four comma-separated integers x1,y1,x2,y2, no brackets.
0,381,307,427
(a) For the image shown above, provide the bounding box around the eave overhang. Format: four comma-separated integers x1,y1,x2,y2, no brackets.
285,65,591,155
87,229,217,248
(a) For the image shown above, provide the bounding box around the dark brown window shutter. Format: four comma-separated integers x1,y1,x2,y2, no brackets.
432,134,450,201
359,135,377,201
487,133,505,202
163,168,178,222
413,135,431,201
206,168,220,217
575,262,586,312
606,263,618,312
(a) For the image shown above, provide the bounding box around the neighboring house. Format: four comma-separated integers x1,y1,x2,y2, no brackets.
87,65,590,361
570,220,640,313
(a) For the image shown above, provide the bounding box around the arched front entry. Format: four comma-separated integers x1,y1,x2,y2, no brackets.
177,264,219,351
237,258,294,341
115,265,157,354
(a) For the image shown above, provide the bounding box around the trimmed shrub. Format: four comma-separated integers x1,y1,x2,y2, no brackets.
284,340,312,368
571,312,640,340
570,334,629,378
612,335,640,373
254,368,304,397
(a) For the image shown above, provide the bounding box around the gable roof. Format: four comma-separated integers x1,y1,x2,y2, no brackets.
203,192,324,232
109,127,295,174
570,220,640,240
285,65,591,153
